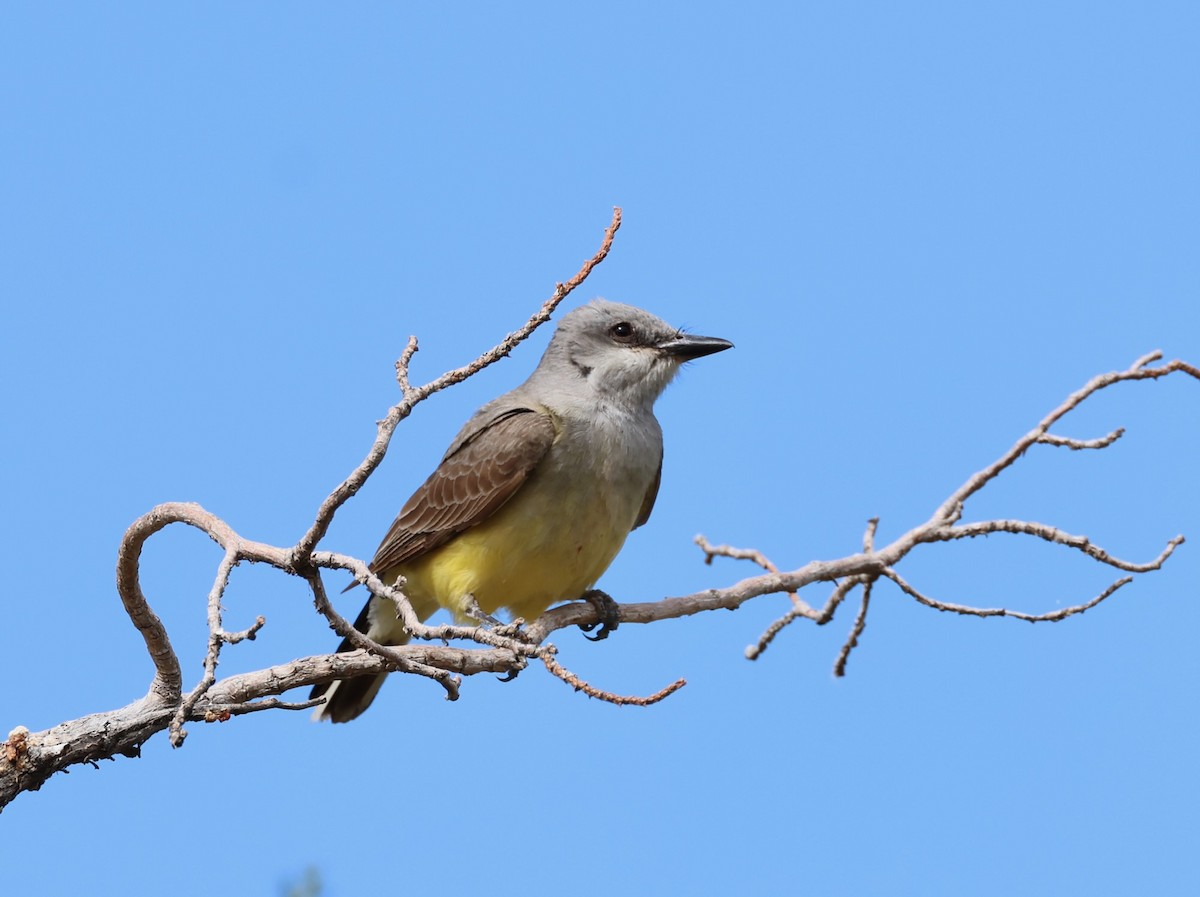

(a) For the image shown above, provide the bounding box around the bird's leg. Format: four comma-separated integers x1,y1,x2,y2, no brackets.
461,595,534,644
460,594,504,628
579,589,621,641
457,596,532,682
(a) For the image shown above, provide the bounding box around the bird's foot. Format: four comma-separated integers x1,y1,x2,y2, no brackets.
462,597,534,643
491,617,530,641
579,589,621,641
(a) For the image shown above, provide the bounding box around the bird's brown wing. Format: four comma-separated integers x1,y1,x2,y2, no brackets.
633,453,662,529
366,407,557,574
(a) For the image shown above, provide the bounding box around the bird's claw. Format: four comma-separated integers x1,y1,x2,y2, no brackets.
579,589,621,641
497,654,530,683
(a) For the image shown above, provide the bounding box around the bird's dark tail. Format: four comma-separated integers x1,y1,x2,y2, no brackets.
309,601,407,723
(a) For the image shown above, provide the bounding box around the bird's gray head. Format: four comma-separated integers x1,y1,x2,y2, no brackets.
534,300,732,410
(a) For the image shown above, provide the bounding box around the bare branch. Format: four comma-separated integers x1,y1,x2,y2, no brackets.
833,580,873,678
203,697,326,720
4,215,1197,815
882,568,1134,622
303,568,464,701
114,505,188,704
863,518,879,552
925,354,1200,527
695,535,782,572
394,335,419,398
311,550,547,656
1130,350,1162,370
745,603,821,661
930,522,1184,573
696,534,807,609
541,654,687,707
171,544,242,746
1038,428,1125,450
223,616,267,645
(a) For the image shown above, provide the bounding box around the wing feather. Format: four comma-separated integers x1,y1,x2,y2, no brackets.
366,407,557,574
633,453,662,529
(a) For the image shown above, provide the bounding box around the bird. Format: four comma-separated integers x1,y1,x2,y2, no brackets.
311,299,732,721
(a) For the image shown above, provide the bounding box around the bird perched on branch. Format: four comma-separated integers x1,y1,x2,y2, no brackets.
312,299,732,721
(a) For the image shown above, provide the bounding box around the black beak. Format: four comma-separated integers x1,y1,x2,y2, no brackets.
657,333,734,360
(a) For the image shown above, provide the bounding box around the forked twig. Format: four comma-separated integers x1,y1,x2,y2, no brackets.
704,355,1198,672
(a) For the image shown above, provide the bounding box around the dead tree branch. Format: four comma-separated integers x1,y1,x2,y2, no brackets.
2,208,1196,812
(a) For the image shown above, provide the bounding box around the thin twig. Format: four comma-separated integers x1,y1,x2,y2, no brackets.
924,355,1200,528
833,581,873,678
1038,428,1125,450
201,697,326,721
394,335,419,398
832,518,880,676
695,534,807,608
745,604,815,661
221,616,266,645
170,545,245,745
304,570,462,700
863,518,879,552
883,568,1133,622
932,523,1184,573
540,653,686,706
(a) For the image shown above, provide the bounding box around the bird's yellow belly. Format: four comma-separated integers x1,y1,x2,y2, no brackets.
397,484,632,623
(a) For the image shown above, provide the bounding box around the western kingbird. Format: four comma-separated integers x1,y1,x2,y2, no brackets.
311,299,732,722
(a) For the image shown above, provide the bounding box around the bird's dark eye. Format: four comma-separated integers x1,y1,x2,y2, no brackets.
610,322,635,341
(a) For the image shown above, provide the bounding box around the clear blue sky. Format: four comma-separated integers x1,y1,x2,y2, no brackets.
3,4,1198,896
